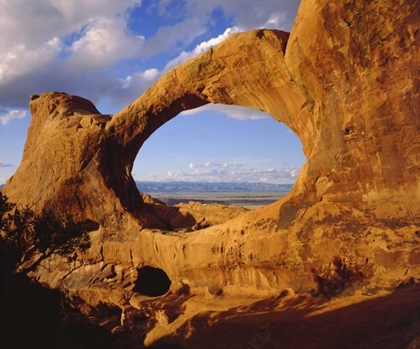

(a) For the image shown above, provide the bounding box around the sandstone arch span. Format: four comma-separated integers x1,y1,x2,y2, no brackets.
4,0,419,234
5,29,305,230
2,0,419,321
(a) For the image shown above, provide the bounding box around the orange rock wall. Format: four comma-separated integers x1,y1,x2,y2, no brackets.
3,0,419,303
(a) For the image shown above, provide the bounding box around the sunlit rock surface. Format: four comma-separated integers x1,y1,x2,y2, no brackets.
3,0,420,347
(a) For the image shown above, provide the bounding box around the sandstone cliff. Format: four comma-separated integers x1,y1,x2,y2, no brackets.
2,0,420,347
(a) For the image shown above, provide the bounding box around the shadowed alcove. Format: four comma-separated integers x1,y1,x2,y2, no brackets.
133,266,172,297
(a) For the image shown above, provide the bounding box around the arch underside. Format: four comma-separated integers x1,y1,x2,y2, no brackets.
103,29,314,228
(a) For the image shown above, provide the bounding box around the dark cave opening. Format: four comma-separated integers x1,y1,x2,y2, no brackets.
133,266,172,297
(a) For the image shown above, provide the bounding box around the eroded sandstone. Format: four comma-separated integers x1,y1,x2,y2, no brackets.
2,0,420,347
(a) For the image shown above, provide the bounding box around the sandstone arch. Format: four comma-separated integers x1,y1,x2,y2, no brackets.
5,0,419,232
4,0,420,320
6,29,303,231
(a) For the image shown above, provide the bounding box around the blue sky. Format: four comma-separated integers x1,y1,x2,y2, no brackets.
0,0,304,185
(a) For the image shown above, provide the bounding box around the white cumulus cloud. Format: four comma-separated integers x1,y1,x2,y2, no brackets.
143,16,207,56
0,110,26,126
66,17,145,72
0,37,63,85
156,0,298,32
161,160,301,183
164,27,240,71
162,165,302,183
103,68,161,109
118,69,160,90
0,0,299,112
0,0,142,108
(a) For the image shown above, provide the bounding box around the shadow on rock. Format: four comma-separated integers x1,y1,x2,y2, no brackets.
149,284,420,349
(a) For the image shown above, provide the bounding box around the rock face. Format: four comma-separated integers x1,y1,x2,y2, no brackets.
2,0,420,346
140,193,248,231
5,1,420,229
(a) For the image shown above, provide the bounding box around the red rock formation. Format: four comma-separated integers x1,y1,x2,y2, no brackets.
2,1,420,344
4,30,295,231
5,1,419,232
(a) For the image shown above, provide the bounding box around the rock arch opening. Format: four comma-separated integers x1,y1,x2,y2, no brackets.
133,105,305,211
133,266,172,297
4,30,311,230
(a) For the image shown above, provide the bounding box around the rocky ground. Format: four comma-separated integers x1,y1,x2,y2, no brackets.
143,284,420,349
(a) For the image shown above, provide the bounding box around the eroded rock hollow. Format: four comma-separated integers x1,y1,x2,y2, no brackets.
3,0,420,343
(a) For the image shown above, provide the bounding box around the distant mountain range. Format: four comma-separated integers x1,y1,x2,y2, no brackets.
136,181,293,193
